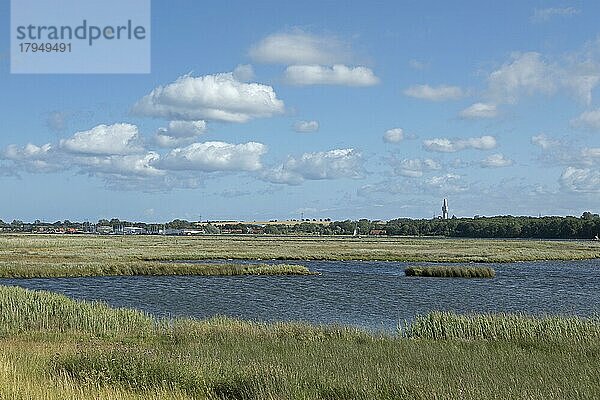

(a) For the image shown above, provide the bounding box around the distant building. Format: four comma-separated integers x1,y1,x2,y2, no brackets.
181,229,204,235
442,198,449,220
96,225,113,235
123,226,146,235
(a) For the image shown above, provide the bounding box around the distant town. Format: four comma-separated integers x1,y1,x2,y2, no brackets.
0,212,599,240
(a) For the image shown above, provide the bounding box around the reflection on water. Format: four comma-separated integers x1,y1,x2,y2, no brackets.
2,259,599,331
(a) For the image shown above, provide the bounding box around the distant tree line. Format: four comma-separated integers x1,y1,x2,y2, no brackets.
0,212,599,239
383,213,600,239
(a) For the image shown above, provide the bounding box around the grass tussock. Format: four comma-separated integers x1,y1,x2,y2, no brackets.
0,285,155,336
404,265,496,278
401,311,600,342
0,261,313,279
1,285,600,399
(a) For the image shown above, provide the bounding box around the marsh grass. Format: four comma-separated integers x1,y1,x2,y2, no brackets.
0,234,598,268
401,311,600,342
404,266,496,278
1,285,600,399
0,285,156,336
0,261,313,279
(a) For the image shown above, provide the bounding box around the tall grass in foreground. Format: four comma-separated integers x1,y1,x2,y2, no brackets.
404,266,496,278
2,285,600,399
0,285,156,336
401,311,600,341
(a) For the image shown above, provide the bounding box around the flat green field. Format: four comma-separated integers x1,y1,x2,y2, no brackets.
0,234,598,279
1,285,599,400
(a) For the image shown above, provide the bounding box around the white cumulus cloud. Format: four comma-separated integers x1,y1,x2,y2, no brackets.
154,120,208,148
1,143,61,173
560,167,600,193
424,173,468,194
232,64,254,81
423,135,497,153
159,141,267,172
133,73,285,123
459,103,498,119
393,158,441,177
488,52,557,104
480,153,513,168
249,31,350,65
383,128,404,143
403,84,464,101
263,148,363,185
74,152,164,177
283,64,379,86
60,124,144,155
163,120,207,138
293,120,319,133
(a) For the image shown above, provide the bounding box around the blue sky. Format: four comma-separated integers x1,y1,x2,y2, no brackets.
1,0,599,222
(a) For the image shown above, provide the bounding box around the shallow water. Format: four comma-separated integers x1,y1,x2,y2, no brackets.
2,259,599,331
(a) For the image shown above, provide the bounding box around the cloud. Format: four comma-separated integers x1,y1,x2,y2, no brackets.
423,135,497,153
486,51,600,105
571,108,600,131
249,31,350,65
531,134,561,150
1,121,275,191
1,143,62,173
459,103,498,119
423,173,468,194
74,152,164,177
283,65,379,86
154,134,194,149
250,30,377,88
403,84,464,101
383,128,404,143
531,135,600,168
133,72,285,123
480,153,513,168
3,143,53,161
560,167,600,193
159,141,267,172
163,120,207,137
263,148,363,185
531,7,580,23
293,120,319,133
60,124,144,155
232,64,254,82
488,52,557,104
46,111,69,132
359,173,468,198
392,158,441,177
154,120,208,148
581,147,600,161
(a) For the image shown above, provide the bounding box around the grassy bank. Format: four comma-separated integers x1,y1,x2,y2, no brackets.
405,266,496,278
0,261,312,279
1,285,599,399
